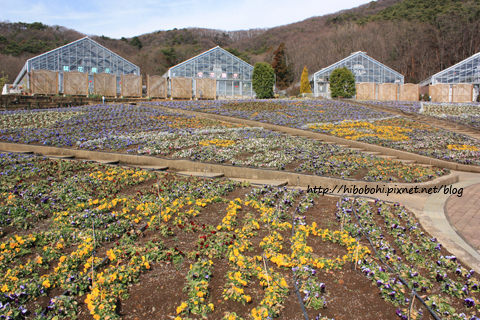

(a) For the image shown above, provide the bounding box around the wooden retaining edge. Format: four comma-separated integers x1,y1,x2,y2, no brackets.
0,142,458,191
143,104,480,173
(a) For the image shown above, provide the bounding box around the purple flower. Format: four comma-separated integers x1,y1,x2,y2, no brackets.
464,298,475,308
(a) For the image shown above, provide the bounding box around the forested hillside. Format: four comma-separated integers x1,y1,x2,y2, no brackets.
1,0,479,87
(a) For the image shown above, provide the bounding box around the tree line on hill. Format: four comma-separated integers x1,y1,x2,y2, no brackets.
1,0,479,89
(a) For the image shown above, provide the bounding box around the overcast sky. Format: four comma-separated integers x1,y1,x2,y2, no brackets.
1,0,370,38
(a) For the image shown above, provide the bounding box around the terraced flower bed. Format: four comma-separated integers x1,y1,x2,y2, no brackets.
146,100,392,128
0,153,479,320
362,101,480,131
361,101,422,114
309,117,480,166
148,100,480,166
421,103,480,130
0,105,447,183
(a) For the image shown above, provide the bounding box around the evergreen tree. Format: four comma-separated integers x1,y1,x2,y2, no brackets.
252,62,275,99
330,67,356,98
130,36,143,50
300,66,312,94
271,43,293,90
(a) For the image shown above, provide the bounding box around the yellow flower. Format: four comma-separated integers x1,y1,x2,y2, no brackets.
1,284,8,292
42,279,51,289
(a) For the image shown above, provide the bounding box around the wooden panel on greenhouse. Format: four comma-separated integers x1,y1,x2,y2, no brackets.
121,74,142,98
452,84,473,102
196,78,216,99
378,83,397,101
430,84,449,102
399,84,419,101
94,73,116,97
63,72,88,96
30,70,58,95
356,83,375,100
171,77,192,99
147,75,167,98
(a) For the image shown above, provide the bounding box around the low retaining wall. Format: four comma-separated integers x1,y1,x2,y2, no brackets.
0,142,458,191
144,104,480,173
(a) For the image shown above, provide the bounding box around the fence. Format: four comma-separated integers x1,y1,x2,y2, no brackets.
94,73,116,97
121,74,142,97
356,83,375,100
399,83,419,101
429,84,449,102
378,83,397,101
196,78,216,99
147,75,167,98
171,77,192,99
30,70,58,95
63,72,88,96
452,84,473,103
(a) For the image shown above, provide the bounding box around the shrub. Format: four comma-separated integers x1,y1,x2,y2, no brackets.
330,67,356,98
300,66,312,94
252,62,275,99
0,72,8,90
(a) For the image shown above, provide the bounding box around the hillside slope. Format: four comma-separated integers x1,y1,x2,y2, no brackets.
1,0,479,87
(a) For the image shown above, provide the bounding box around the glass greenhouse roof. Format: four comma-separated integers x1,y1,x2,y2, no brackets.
14,37,139,85
313,51,404,84
421,52,480,86
165,46,253,81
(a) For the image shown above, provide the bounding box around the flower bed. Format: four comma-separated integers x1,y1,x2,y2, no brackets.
337,196,480,320
362,101,480,131
146,99,391,128
421,103,480,130
0,105,447,183
361,101,422,113
0,154,478,319
147,100,480,166
309,117,480,166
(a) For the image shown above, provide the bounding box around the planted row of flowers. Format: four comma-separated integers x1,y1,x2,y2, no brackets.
336,196,480,319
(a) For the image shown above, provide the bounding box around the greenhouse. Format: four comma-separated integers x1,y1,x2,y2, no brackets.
420,52,480,86
164,46,254,98
13,37,140,94
312,51,404,98
418,52,480,102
